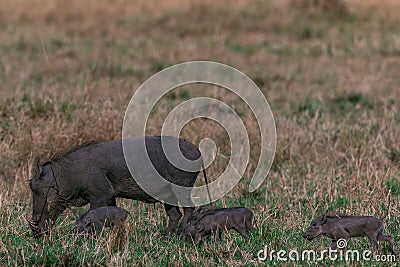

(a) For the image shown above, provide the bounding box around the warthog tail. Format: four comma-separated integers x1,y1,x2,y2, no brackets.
202,162,212,204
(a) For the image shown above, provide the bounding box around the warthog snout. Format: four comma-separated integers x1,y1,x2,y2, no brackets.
302,232,318,240
302,218,324,241
302,232,312,240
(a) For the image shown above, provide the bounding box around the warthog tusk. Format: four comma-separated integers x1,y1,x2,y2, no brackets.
29,221,38,228
25,215,39,228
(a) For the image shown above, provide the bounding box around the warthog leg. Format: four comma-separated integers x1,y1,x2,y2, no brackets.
178,207,194,236
367,233,379,253
377,233,397,254
164,203,182,235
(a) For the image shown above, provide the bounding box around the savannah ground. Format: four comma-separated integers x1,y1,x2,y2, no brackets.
0,0,399,266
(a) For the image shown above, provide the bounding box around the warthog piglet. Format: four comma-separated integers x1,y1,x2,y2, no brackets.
74,206,129,235
185,206,253,244
303,213,397,254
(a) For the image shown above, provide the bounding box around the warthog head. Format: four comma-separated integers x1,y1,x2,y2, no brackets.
302,214,328,240
73,216,93,236
28,158,60,238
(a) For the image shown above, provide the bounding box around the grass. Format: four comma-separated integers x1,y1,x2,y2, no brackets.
0,0,399,266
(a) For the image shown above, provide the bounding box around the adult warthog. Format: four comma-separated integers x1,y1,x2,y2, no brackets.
28,136,208,238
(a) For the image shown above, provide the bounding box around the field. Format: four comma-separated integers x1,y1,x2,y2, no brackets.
0,0,399,266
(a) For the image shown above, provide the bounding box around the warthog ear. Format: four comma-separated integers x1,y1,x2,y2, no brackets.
34,157,43,176
321,214,327,224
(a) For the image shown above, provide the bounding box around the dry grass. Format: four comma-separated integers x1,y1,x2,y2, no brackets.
0,0,399,266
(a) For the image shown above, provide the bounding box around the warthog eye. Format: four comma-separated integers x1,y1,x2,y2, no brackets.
312,222,317,227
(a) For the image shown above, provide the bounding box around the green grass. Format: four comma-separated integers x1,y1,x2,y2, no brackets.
2,197,396,266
